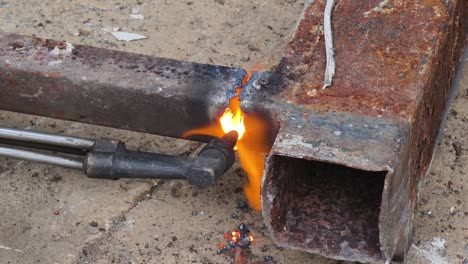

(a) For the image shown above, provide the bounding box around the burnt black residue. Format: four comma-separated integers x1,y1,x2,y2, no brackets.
72,44,245,83
241,71,286,105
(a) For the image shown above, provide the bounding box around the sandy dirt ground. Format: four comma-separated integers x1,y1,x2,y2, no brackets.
0,0,466,263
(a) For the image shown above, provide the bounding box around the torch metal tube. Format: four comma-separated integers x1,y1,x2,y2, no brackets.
0,127,95,150
0,145,84,169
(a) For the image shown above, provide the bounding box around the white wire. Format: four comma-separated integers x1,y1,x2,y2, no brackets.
323,0,336,89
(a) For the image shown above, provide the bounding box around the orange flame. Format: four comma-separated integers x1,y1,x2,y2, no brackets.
220,87,245,143
183,66,269,211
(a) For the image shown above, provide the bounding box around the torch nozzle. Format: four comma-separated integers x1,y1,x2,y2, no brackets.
185,131,238,187
221,130,239,149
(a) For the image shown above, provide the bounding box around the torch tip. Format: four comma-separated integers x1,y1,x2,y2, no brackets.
221,130,239,149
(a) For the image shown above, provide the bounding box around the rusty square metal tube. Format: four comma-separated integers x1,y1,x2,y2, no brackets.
240,0,466,262
0,33,246,140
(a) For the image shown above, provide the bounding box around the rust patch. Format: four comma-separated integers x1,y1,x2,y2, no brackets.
276,0,450,120
407,0,465,220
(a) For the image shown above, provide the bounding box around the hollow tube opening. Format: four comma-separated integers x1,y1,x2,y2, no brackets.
263,155,387,261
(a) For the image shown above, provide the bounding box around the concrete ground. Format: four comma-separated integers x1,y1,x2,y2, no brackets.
0,0,466,263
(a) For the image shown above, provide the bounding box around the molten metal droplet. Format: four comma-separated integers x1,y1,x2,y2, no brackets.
238,201,249,210
238,223,246,232
237,234,252,248
229,241,236,247
218,224,255,254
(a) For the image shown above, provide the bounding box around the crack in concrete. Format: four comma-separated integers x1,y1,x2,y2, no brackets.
111,181,165,230
76,181,165,263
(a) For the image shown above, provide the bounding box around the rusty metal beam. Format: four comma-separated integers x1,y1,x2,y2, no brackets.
0,0,465,263
0,33,246,140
